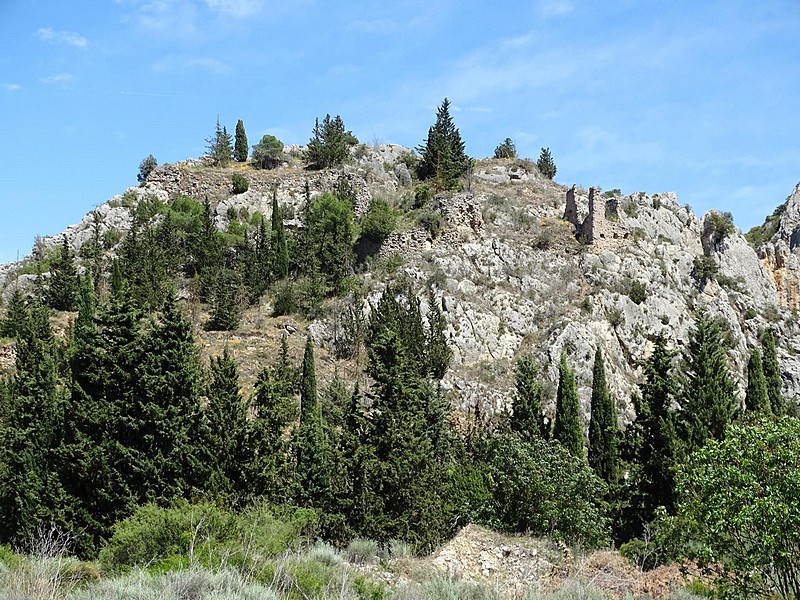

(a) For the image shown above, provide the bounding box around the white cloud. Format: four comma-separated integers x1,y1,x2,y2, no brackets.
121,0,200,39
204,0,263,17
40,73,78,85
36,27,88,48
3,83,21,92
152,54,229,74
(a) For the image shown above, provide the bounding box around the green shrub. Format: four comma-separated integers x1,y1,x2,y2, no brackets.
692,256,718,285
627,280,647,304
272,279,298,316
706,210,735,250
415,209,444,238
359,199,397,242
622,199,638,218
414,184,433,208
231,173,249,194
607,307,624,328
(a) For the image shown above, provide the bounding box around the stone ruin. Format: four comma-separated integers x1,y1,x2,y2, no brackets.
563,185,629,247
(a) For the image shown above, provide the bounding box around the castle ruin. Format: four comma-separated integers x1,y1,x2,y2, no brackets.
563,185,628,247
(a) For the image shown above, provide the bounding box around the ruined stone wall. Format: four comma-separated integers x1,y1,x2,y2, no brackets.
562,186,628,248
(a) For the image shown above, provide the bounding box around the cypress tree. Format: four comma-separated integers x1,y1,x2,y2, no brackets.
205,269,241,331
511,354,549,439
205,346,249,498
248,334,296,503
553,352,583,458
234,119,248,162
679,312,737,452
762,329,786,416
588,348,619,482
745,348,770,415
270,188,289,280
424,288,451,380
295,336,331,508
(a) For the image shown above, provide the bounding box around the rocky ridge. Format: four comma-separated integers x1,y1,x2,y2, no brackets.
2,145,800,426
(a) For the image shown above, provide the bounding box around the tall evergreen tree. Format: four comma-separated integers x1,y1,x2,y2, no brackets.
619,334,680,540
536,147,557,179
0,302,69,545
205,269,241,331
553,352,583,458
295,336,331,509
270,188,289,279
745,348,770,415
206,119,233,167
248,335,296,503
45,236,79,311
234,119,248,162
424,288,451,381
205,346,249,499
306,114,355,169
0,287,27,338
130,299,206,504
761,329,786,416
511,354,549,439
588,348,619,482
679,312,737,452
417,98,471,191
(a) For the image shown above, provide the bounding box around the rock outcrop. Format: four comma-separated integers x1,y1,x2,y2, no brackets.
2,148,799,426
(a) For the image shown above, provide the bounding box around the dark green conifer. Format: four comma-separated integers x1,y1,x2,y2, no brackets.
270,189,289,280
761,329,786,415
679,312,737,452
588,348,619,482
536,147,557,179
745,348,770,415
295,336,331,508
0,287,27,338
511,354,549,439
417,98,471,190
247,334,296,503
206,346,249,498
45,236,78,311
234,119,248,162
553,352,583,458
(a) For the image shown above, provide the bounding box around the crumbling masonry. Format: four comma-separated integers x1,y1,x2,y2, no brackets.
563,185,628,247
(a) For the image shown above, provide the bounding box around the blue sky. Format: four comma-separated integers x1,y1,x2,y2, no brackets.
1,0,798,263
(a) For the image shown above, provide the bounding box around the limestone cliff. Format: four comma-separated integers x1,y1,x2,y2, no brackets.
2,147,799,429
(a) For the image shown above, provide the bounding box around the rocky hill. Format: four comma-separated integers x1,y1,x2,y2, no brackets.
2,145,800,426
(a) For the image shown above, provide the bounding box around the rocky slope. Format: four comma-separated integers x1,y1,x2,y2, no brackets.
2,146,799,427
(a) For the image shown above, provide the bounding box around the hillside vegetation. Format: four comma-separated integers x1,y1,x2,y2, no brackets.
2,109,800,598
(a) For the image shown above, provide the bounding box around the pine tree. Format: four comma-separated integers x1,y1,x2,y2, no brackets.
619,335,680,540
270,188,289,279
536,147,557,179
131,299,206,503
0,302,69,545
205,346,249,498
553,352,583,458
761,329,786,415
248,334,296,503
295,336,331,508
424,288,451,380
417,98,471,191
588,348,619,482
494,138,517,159
45,236,78,311
206,118,233,167
234,119,248,162
205,269,241,331
679,312,737,452
0,287,27,338
306,114,355,169
745,348,770,415
511,354,549,439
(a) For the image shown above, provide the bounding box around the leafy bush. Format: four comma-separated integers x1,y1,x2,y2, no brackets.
231,173,249,194
138,154,157,183
706,210,735,250
345,538,380,564
692,256,718,285
359,199,398,242
252,134,284,169
476,433,610,548
674,417,800,599
414,184,433,208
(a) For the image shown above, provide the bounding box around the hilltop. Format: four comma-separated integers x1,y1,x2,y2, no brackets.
3,143,799,421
